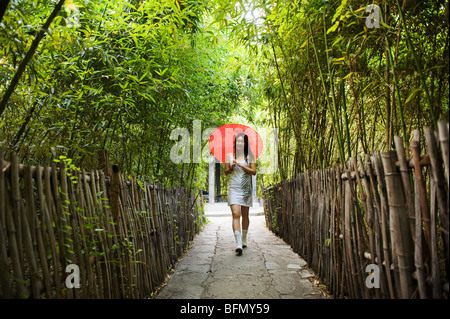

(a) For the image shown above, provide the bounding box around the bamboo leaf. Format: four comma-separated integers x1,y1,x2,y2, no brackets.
341,72,354,80
327,21,339,34
405,87,422,104
332,0,348,23
354,6,366,13
380,22,391,29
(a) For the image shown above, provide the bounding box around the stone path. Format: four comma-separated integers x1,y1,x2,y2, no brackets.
156,211,324,299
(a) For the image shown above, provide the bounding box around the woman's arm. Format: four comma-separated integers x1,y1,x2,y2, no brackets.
225,162,232,175
224,153,235,175
236,162,257,175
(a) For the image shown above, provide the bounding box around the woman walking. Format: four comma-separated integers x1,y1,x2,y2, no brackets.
224,133,256,255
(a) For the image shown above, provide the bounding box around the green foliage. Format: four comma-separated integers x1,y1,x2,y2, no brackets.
54,155,80,184
1,0,448,188
215,0,448,179
0,0,259,189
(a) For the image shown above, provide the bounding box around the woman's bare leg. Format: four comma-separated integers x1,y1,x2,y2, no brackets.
230,204,243,254
230,204,241,232
241,206,249,230
241,206,249,248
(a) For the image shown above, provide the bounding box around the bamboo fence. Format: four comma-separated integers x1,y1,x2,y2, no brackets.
0,153,203,298
263,122,449,299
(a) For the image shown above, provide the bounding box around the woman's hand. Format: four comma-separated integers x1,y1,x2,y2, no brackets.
237,161,257,175
226,157,256,176
225,157,236,175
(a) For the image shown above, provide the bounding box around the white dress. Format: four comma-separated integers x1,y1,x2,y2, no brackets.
227,153,253,207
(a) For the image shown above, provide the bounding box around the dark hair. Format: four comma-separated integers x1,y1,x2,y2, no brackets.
233,133,254,162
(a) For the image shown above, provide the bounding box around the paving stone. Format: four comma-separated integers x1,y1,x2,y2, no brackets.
156,214,324,299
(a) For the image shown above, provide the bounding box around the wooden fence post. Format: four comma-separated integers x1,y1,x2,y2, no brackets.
110,164,121,230
394,136,415,239
365,154,389,298
9,154,27,298
0,158,14,298
381,150,414,299
425,126,449,257
437,121,449,190
304,171,312,265
424,126,446,298
411,137,428,299
344,178,357,298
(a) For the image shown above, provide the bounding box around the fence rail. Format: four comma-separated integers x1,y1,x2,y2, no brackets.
0,154,203,298
263,122,449,299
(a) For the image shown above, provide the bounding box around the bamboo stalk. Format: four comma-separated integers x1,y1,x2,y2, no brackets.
336,166,345,298
98,170,116,298
394,136,416,239
347,159,369,298
324,170,331,286
411,140,428,298
424,126,449,259
371,152,395,298
67,172,91,298
305,171,312,265
437,121,449,286
326,170,334,295
144,184,158,287
344,177,358,298
381,150,414,298
43,165,62,298
357,156,379,298
8,154,26,298
23,165,37,248
364,154,387,298
33,165,52,298
11,154,24,267
429,174,442,298
0,158,13,298
140,187,152,294
73,170,89,297
21,166,41,298
88,171,102,298
50,163,67,282
331,167,340,297
58,161,76,299
438,121,449,190
150,185,165,285
110,164,121,229
67,175,82,296
358,156,376,264
90,172,104,299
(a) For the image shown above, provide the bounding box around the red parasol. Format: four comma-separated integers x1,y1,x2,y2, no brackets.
208,124,263,163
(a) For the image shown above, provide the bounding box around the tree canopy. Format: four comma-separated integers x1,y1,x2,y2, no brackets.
215,0,448,180
1,0,448,188
0,0,263,188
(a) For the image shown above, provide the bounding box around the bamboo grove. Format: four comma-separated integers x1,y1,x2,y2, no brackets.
0,0,448,301
216,0,448,182
1,0,448,190
0,0,263,190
